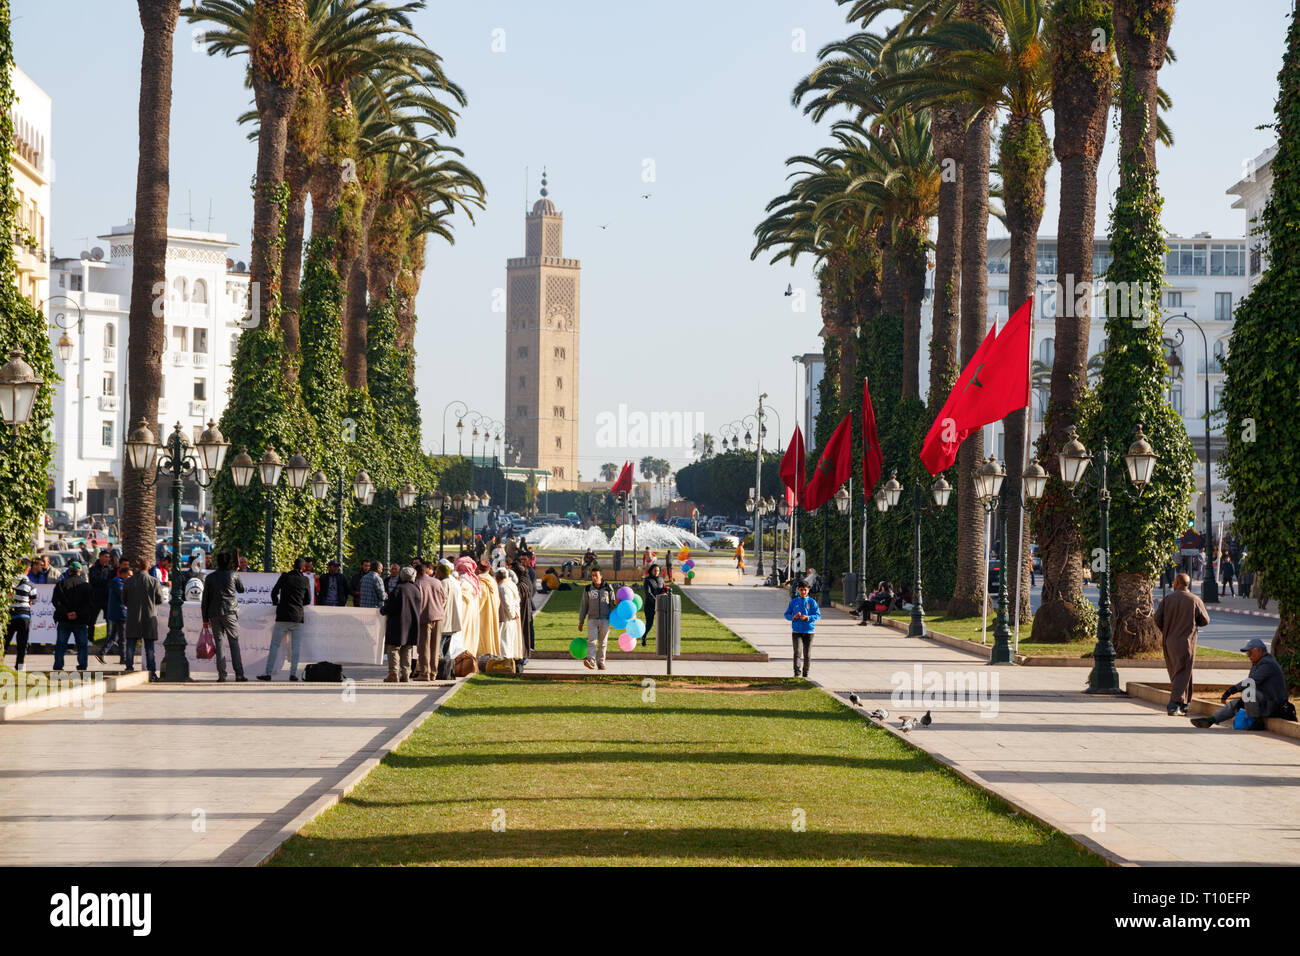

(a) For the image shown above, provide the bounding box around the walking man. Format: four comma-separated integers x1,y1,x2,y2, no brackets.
1219,554,1237,597
436,559,462,667
357,558,386,609
261,557,311,681
578,569,617,670
414,560,445,681
86,549,114,639
380,566,422,682
51,560,94,671
202,551,247,682
784,581,821,678
98,559,130,662
1154,572,1210,717
123,557,167,678
6,572,37,670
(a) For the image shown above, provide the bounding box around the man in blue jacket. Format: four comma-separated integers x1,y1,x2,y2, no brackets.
784,581,821,678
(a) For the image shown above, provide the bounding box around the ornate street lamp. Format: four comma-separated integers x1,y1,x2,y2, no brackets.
875,471,952,638
0,349,43,431
125,419,228,681
1058,424,1157,694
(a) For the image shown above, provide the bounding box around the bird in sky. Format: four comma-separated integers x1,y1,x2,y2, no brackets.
921,710,932,727
899,716,917,733
598,222,611,230
784,283,793,296
641,193,652,199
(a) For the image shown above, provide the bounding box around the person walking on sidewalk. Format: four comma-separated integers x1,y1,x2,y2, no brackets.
1192,639,1290,728
414,560,445,680
1155,572,1210,717
98,560,130,663
578,569,617,670
380,566,422,682
6,573,37,670
202,551,247,682
643,563,668,646
784,581,821,678
123,557,167,678
1219,555,1237,597
260,558,311,681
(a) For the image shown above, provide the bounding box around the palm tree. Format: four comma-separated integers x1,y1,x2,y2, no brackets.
599,463,618,482
122,0,181,569
1033,0,1116,643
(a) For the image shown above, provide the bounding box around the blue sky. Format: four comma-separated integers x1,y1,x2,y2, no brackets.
13,0,1290,476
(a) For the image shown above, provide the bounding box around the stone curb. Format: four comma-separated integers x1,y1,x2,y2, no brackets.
247,678,469,867
1207,605,1280,621
0,668,150,722
528,650,770,662
1124,680,1300,742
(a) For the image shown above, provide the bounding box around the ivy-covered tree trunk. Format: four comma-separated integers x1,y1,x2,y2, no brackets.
1084,0,1190,657
999,112,1052,623
281,75,323,374
1032,0,1114,643
122,0,180,569
0,0,56,588
947,101,993,618
928,103,965,414
1221,4,1300,681
896,224,928,401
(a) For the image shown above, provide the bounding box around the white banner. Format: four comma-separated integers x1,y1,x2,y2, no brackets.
162,603,383,672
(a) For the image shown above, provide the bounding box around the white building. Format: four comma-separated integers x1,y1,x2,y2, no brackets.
1227,144,1275,292
46,223,250,520
796,350,824,449
10,65,52,309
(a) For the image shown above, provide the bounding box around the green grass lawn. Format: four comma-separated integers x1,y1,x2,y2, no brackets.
270,676,1101,867
886,612,1243,660
532,585,758,655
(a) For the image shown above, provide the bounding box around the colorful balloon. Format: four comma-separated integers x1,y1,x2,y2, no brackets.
569,638,588,660
618,633,636,652
626,618,646,640
609,608,630,629
617,599,637,619
686,569,695,579
616,586,635,602
632,593,643,611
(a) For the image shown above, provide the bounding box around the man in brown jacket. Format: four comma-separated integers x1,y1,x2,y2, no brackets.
1154,573,1210,716
413,560,445,680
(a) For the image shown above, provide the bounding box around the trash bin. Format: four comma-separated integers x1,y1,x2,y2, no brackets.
613,550,623,572
655,592,681,656
843,572,858,609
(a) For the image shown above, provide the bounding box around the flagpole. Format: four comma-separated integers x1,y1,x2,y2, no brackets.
1014,300,1034,656
982,507,991,644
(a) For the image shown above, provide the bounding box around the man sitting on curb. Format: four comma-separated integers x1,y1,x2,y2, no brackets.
1191,638,1290,729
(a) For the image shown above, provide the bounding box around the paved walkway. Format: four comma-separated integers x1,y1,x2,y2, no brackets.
529,584,1300,865
0,679,451,865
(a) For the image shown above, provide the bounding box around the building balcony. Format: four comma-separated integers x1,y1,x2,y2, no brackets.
192,352,208,367
188,401,207,418
103,346,117,364
98,395,119,412
170,351,187,367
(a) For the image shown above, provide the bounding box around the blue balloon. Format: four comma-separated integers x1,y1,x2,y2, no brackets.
617,599,637,620
626,618,646,640
609,608,630,629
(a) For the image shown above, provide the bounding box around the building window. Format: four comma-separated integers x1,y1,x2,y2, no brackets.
1040,291,1056,318
1214,292,1233,321
997,290,1009,307
519,376,526,389
516,346,528,359
102,421,113,447
1213,385,1224,412
1210,243,1245,277
555,436,562,450
231,334,239,359
554,406,565,418
516,405,528,418
554,346,566,359
1040,338,1055,366
555,376,563,390
554,466,564,479
1166,291,1182,308
173,326,188,352
69,273,83,292
104,323,115,348
193,378,206,401
1165,242,1207,276
102,372,114,396
193,328,208,354
173,277,187,301
1169,384,1182,415
192,278,207,304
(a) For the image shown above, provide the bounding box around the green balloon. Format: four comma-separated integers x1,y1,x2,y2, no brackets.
686,569,695,579
633,593,643,611
569,638,588,660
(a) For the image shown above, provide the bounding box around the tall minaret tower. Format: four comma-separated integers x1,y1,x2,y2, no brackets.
505,170,580,488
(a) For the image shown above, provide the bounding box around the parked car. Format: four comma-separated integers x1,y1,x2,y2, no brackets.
45,509,73,532
700,531,740,548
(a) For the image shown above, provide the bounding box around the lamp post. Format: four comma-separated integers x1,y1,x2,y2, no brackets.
973,457,1014,663
308,466,371,566
1162,313,1219,603
776,495,790,582
874,471,952,638
371,482,417,567
429,491,446,560
0,349,43,431
831,487,850,602
229,446,310,571
442,400,468,458
125,419,229,682
1057,424,1159,694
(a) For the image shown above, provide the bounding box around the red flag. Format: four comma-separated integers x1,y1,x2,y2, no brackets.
610,461,633,496
803,413,853,511
861,378,883,499
780,425,806,506
919,297,1032,475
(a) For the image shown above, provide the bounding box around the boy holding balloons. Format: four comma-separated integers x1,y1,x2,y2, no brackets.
578,570,618,669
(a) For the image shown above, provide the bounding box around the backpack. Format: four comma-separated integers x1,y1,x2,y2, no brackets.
482,655,515,675
436,656,455,681
303,661,344,682
452,651,478,678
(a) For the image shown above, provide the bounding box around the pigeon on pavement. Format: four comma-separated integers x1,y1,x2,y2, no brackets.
899,716,916,733
848,693,861,707
921,710,932,727
869,707,888,721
